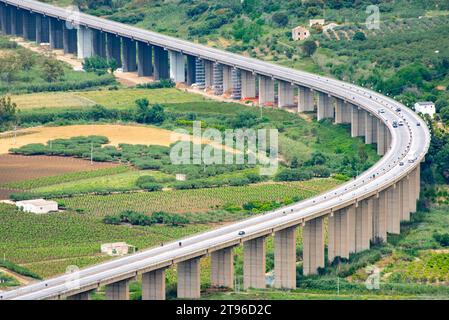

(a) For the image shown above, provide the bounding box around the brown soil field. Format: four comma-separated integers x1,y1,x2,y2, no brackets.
0,124,236,155
0,154,117,185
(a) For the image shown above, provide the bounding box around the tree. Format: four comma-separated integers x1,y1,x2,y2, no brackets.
0,96,17,131
353,31,367,41
135,99,166,125
302,40,317,57
41,58,64,82
0,53,21,83
272,12,289,27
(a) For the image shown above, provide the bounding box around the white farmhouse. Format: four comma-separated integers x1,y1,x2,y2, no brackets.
101,242,130,256
414,101,436,118
16,199,58,214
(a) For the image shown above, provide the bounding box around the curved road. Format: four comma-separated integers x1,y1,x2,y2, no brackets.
0,0,430,300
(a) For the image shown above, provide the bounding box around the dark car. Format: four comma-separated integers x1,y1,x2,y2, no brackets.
238,231,245,236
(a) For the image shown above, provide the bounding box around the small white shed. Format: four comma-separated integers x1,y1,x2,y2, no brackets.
101,242,130,256
16,199,58,214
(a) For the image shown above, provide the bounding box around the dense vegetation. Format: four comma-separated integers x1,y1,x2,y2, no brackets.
0,36,116,94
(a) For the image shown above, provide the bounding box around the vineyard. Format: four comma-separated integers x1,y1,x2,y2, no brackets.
60,179,341,216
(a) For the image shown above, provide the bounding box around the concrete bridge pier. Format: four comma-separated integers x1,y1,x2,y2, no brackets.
365,113,375,144
67,291,93,300
297,85,314,112
334,99,351,124
243,237,266,289
204,59,213,88
387,184,401,234
137,42,153,77
302,217,324,275
106,33,122,67
230,68,241,100
186,55,196,86
212,63,224,95
372,192,387,243
258,75,275,106
23,11,36,41
317,92,333,121
274,227,297,289
328,208,351,263
222,64,232,95
195,58,205,89
10,6,18,36
35,14,42,43
4,5,11,35
142,269,166,300
169,50,185,83
105,279,130,300
0,3,6,34
77,25,93,59
177,258,201,299
401,177,410,221
122,37,137,72
410,169,419,213
278,81,295,108
154,46,169,80
350,104,360,137
354,200,372,253
13,7,23,36
63,23,78,55
49,17,63,49
211,247,234,288
241,70,256,99
92,29,106,58
377,119,386,156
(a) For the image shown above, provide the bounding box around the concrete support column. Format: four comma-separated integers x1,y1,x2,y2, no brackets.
278,81,295,108
13,8,23,36
211,248,234,288
303,217,324,276
169,50,185,83
154,46,169,80
377,120,386,156
241,70,256,99
195,59,205,89
177,258,201,299
4,5,12,35
92,29,106,58
122,37,137,72
204,60,213,88
38,16,49,43
106,33,122,67
62,23,78,55
23,11,36,41
387,185,401,234
186,55,196,86
222,65,232,94
372,193,387,243
410,169,418,213
355,200,373,252
142,269,166,300
317,92,333,121
67,291,91,300
297,85,314,112
350,104,360,137
137,42,153,77
346,205,357,254
274,227,297,289
328,208,351,262
258,75,275,106
372,116,378,143
401,178,410,222
243,237,266,289
105,279,129,300
49,17,63,49
35,14,42,43
365,113,375,144
77,25,93,59
231,68,241,100
10,6,17,36
0,3,6,35
357,109,366,137
212,63,224,95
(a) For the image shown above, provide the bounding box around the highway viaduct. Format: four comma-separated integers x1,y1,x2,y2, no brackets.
0,0,430,300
